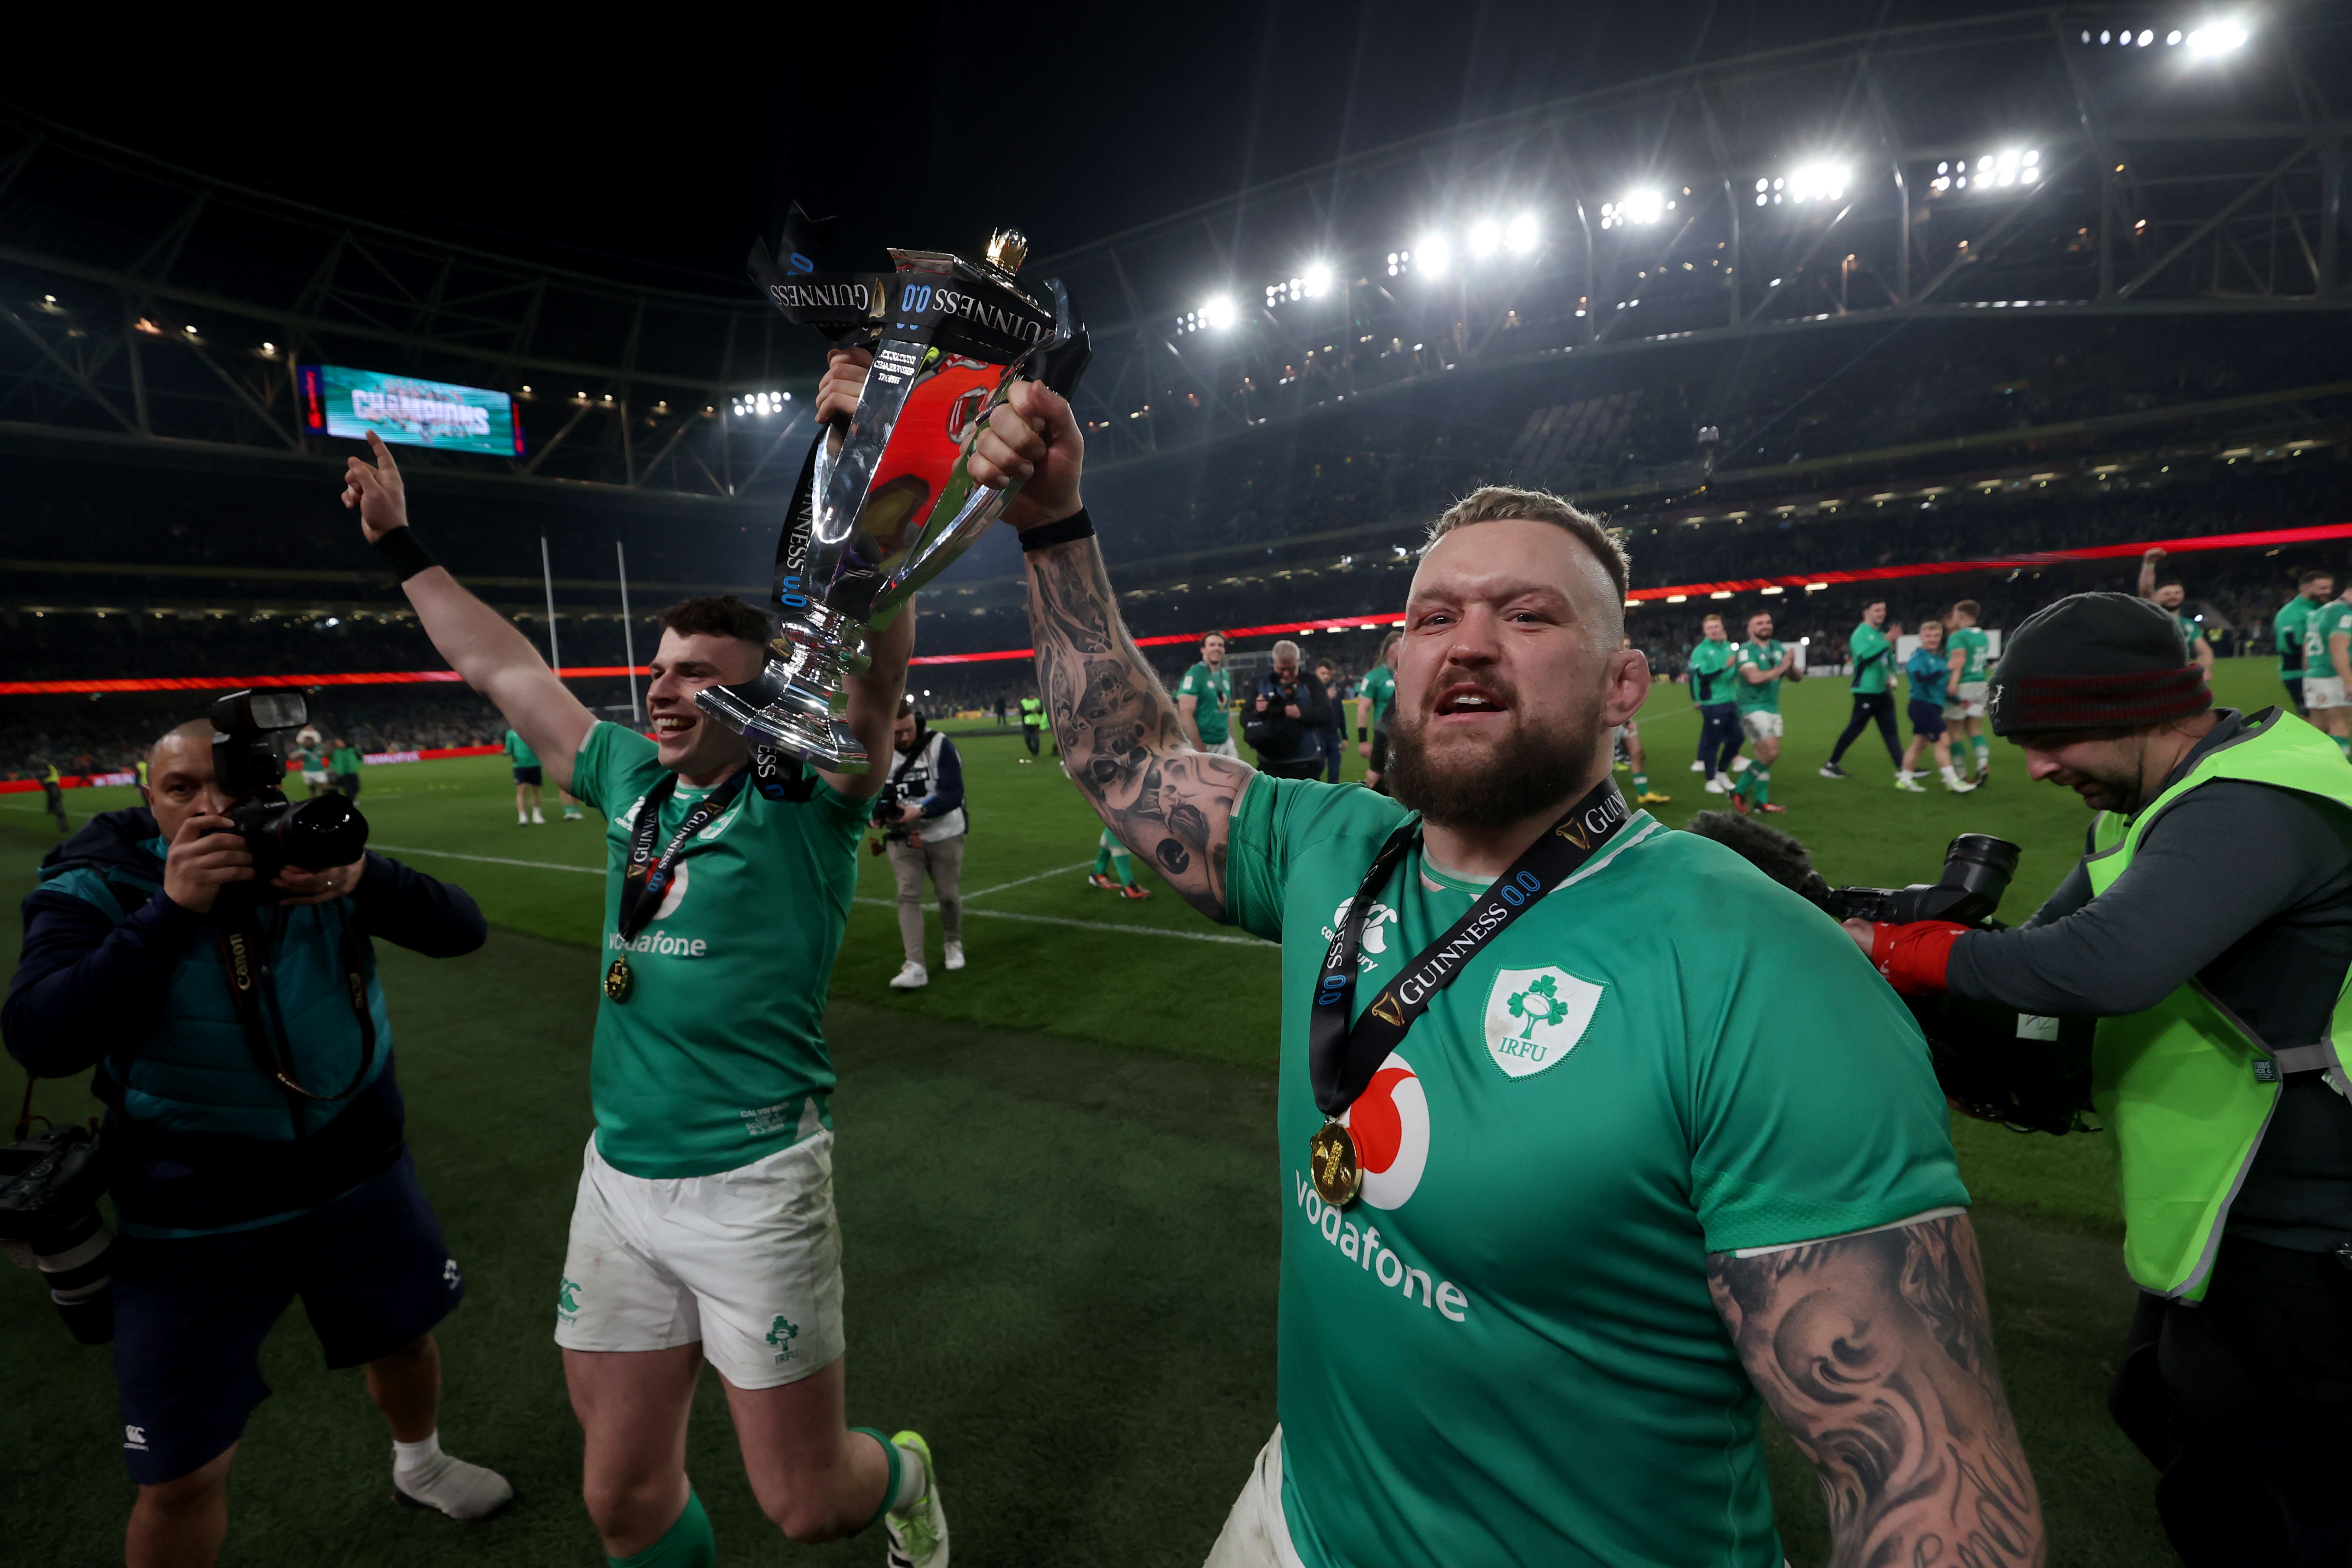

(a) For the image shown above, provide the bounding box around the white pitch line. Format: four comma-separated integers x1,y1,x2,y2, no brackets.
957,859,1096,900
852,898,1274,947
371,843,604,875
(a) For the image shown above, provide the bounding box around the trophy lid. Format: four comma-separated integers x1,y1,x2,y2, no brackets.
985,228,1029,275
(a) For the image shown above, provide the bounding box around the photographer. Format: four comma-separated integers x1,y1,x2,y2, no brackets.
3,718,508,1566
1241,639,1332,781
1848,591,2352,1567
879,699,967,991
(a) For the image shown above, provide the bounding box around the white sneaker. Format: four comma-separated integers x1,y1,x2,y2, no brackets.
943,942,965,971
393,1450,513,1521
889,962,928,990
1703,776,1729,794
1942,773,1977,793
1729,756,1751,774
530,810,545,824
1689,759,1707,773
1897,774,1927,793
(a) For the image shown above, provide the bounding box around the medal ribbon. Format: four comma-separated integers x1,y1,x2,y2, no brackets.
615,768,752,944
1308,776,1637,1119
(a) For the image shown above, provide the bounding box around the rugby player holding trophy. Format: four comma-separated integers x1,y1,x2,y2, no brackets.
807,337,2047,1565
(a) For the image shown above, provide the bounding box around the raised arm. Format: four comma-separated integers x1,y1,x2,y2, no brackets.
966,380,1254,922
1708,1215,2046,1567
2137,546,2162,602
341,434,595,792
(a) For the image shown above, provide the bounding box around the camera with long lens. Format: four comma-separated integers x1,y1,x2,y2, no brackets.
0,1126,116,1344
211,690,368,888
1686,814,2096,1135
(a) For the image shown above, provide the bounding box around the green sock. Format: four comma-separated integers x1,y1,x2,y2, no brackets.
1631,771,1649,793
1092,843,1112,877
1112,852,1139,888
1972,738,1989,771
2337,735,2351,761
609,1491,714,1568
1751,765,1770,805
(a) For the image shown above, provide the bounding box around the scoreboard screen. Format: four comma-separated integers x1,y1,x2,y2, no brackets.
298,364,524,456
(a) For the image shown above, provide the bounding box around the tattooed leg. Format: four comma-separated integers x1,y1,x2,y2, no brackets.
1707,1214,2046,1568
1024,537,1255,922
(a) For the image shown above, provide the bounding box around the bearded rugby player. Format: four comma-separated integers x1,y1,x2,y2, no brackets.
915,352,2049,1567
334,346,948,1568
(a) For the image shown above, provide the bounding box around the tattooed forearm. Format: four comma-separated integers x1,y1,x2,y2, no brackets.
1024,537,1255,920
1707,1215,2045,1568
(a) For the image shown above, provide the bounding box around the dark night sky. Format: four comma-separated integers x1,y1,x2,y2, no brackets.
11,2,2026,288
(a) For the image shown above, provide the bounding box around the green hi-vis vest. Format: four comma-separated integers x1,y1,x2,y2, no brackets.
2085,707,2352,1301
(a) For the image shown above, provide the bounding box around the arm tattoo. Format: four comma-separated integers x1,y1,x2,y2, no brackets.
1025,537,1253,921
1707,1215,2045,1568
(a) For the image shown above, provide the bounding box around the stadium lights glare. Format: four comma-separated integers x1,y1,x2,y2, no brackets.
1418,235,1450,276
2185,23,2249,53
1302,263,1333,298
730,390,793,416
1467,218,1503,258
1504,212,1540,254
1783,163,1848,205
1599,190,1670,230
1200,295,1236,330
1930,148,2037,195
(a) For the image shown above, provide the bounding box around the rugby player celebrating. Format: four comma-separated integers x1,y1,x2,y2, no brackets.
940,360,2046,1566
334,349,947,1568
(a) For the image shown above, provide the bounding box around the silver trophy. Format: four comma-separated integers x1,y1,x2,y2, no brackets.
696,228,1090,772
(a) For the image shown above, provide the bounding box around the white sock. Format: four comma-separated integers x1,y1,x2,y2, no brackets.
890,1440,928,1512
1942,764,1963,784
394,1431,446,1479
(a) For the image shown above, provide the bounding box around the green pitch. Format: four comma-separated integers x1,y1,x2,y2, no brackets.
6,661,2292,1565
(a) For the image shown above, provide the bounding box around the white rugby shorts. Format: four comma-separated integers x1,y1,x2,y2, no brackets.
554,1130,844,1389
1613,719,1640,740
301,770,329,784
1203,1427,1307,1568
2306,676,2351,711
1950,680,1990,720
1204,737,1240,760
1738,710,1783,741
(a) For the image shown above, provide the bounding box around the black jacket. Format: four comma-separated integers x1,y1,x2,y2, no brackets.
1243,670,1333,765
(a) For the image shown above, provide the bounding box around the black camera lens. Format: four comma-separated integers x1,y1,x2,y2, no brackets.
272,793,369,871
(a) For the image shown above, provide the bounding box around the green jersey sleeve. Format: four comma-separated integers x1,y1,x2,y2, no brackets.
1675,844,1970,1253
568,721,663,818
1226,775,1411,943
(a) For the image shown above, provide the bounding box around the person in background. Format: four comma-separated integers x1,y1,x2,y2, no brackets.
1018,692,1047,762
1822,601,1904,781
881,700,968,992
1729,610,1797,814
1313,660,1347,784
1242,640,1332,781
1688,614,1744,794
1355,631,1400,794
41,760,69,835
2138,547,2216,680
293,727,331,799
505,726,544,825
2274,568,2334,716
1945,602,1994,785
328,738,364,799
1176,633,1237,758
2299,585,2352,760
1897,619,1976,794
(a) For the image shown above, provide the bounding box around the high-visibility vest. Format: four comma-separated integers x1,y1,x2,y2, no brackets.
2084,707,2352,1300
1019,697,1044,729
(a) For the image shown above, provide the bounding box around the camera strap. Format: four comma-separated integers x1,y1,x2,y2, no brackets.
213,904,378,1106
615,767,751,943
1308,777,1633,1120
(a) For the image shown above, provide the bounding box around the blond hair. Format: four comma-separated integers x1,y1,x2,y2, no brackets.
1427,485,1630,603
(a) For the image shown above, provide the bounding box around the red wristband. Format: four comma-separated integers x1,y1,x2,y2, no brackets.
1868,920,1969,996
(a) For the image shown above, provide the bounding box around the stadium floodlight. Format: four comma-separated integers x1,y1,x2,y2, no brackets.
1418,234,1450,276
1467,218,1503,257
1600,189,1668,230
1504,211,1540,254
1302,263,1333,298
2184,23,2249,53
1784,162,1848,204
1200,295,1236,330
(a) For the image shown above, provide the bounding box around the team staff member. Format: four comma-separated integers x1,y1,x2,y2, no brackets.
963,364,2043,1567
328,737,363,798
337,385,948,1568
1177,632,1237,757
1821,600,1903,780
1730,610,1797,813
505,726,545,825
1687,614,1742,792
1852,592,2352,1566
40,759,69,834
1313,660,1346,784
1354,631,1399,793
5,720,508,1567
880,699,968,992
2276,568,2336,716
2138,546,2216,679
1946,600,1994,784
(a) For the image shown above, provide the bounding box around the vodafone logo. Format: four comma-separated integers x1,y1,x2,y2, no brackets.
1341,1055,1428,1210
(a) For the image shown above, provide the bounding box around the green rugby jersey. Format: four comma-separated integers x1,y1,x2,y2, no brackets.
1685,640,1738,707
1731,639,1786,713
1847,622,1892,695
2277,594,2318,674
569,722,868,1178
504,729,540,768
2304,602,2352,677
1226,778,1967,1568
1357,664,1397,732
1177,662,1234,744
2174,610,2203,659
1948,626,1990,685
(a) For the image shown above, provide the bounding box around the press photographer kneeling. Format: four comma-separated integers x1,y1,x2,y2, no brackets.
2,693,509,1568
1847,593,2352,1568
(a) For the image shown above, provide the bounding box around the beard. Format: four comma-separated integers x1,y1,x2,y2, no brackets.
1386,696,1600,831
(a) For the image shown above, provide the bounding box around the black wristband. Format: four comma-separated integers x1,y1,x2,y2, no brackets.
371,528,439,581
1357,727,1368,743
1017,508,1095,554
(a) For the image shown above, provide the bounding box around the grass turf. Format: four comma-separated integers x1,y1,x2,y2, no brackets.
6,658,2294,1563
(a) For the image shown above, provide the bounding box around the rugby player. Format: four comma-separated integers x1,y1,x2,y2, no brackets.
505,726,545,824
1821,600,1903,779
335,348,948,1568
2274,568,2334,715
1685,613,1743,793
1613,638,1668,805
2137,547,2215,680
1177,632,1237,757
954,365,2044,1568
1730,609,1798,813
1946,601,1994,784
2301,585,2352,759
1354,631,1400,793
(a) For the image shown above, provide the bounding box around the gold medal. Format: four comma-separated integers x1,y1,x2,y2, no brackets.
603,957,633,1002
1308,1120,1361,1207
